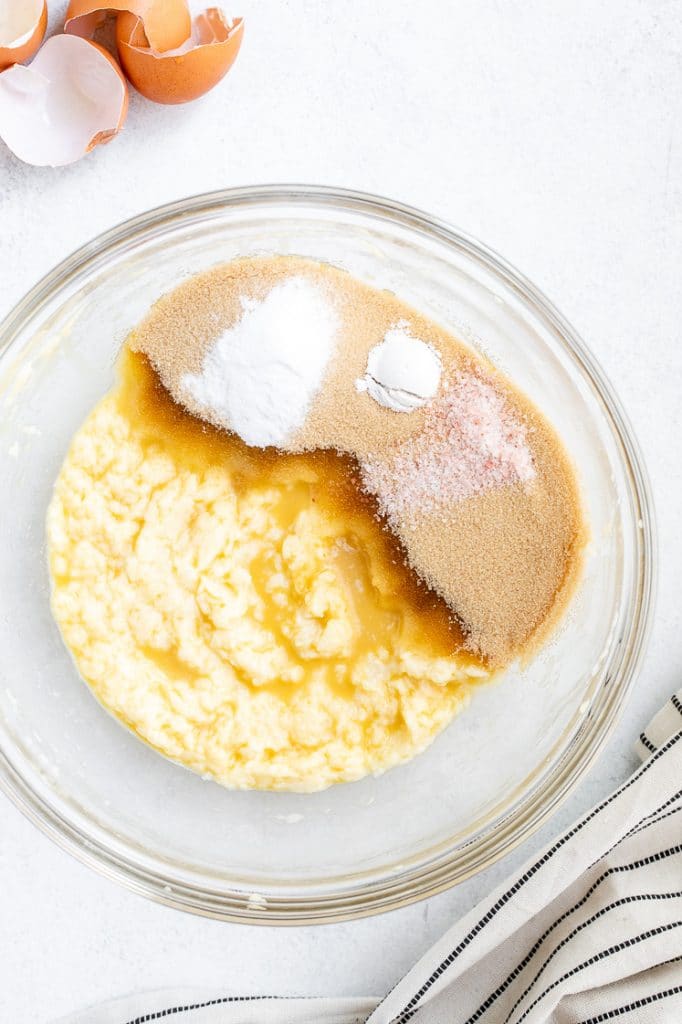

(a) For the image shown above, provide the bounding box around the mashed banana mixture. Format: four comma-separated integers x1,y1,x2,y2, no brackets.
47,352,488,791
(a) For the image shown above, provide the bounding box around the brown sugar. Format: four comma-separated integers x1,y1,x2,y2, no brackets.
130,255,586,667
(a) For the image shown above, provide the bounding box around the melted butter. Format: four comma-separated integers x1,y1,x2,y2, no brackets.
118,348,476,669
47,349,491,790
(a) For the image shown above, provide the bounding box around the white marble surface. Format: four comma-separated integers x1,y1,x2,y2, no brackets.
1,2,681,1021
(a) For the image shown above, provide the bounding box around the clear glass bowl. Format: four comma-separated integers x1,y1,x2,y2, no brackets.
0,186,654,923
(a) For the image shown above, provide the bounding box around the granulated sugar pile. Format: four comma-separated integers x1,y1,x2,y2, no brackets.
361,372,536,524
131,255,585,666
182,277,339,447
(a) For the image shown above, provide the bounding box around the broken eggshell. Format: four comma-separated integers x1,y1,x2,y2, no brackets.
65,0,191,53
0,34,128,166
115,9,243,104
0,0,48,71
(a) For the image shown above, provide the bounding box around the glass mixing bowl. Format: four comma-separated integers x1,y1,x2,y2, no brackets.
0,186,654,923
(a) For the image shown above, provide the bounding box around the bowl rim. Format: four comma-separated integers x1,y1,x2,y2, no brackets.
0,183,656,924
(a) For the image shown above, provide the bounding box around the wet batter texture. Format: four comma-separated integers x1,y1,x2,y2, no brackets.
47,351,488,791
47,256,585,792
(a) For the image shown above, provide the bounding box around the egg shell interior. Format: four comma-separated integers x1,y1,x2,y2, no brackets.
0,0,44,49
0,34,127,166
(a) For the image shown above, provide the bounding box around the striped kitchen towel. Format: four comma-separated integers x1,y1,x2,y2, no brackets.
364,689,682,1024
54,994,377,1023
55,691,682,1024
634,690,682,761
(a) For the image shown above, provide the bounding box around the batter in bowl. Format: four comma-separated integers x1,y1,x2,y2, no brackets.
46,256,585,792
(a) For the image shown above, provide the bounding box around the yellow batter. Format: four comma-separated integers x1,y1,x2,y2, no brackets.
47,351,488,791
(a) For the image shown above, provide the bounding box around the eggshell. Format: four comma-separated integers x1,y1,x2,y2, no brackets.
116,9,243,104
0,0,47,70
0,34,128,166
65,0,190,53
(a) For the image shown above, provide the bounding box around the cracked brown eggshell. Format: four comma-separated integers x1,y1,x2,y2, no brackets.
0,0,48,71
115,9,243,105
0,33,128,166
65,0,191,53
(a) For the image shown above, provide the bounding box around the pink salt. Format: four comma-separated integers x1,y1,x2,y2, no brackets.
361,372,536,522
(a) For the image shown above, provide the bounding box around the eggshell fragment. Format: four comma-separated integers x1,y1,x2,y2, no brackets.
0,0,47,70
65,0,190,54
116,9,243,104
0,34,128,166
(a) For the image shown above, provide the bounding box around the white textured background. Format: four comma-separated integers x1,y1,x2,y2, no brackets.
1,2,681,1021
